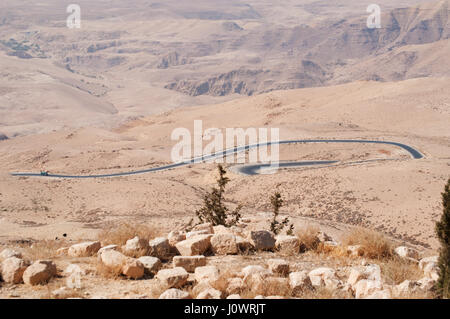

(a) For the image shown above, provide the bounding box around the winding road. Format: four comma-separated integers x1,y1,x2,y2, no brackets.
10,139,423,179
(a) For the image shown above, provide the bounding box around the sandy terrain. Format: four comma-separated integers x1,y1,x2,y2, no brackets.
0,77,448,253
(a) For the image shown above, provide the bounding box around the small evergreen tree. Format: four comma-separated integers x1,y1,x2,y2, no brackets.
436,178,450,298
270,192,294,235
195,164,242,227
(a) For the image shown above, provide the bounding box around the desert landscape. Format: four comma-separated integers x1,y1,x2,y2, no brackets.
0,0,449,300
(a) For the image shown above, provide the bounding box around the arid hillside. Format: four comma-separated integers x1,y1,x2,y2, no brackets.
0,0,448,136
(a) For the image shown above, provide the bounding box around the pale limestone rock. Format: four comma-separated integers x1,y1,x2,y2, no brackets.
196,288,222,299
159,288,190,299
173,255,206,272
156,267,189,288
138,256,162,275
68,241,101,257
267,259,290,276
275,235,300,255
289,271,313,294
149,237,171,259
394,246,419,260
210,233,238,255
175,235,212,256
23,260,57,286
122,236,149,256
1,257,28,284
122,259,145,279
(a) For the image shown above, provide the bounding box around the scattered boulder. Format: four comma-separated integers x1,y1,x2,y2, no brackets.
210,233,238,255
68,241,101,257
419,256,439,280
394,246,419,260
156,267,189,288
56,247,69,256
97,244,118,255
192,223,214,234
226,277,245,295
175,235,212,256
195,266,219,284
289,271,313,295
23,260,57,286
246,275,289,296
227,294,242,299
308,267,338,287
186,230,212,238
159,288,190,299
122,259,145,279
122,237,149,257
267,259,290,276
149,237,171,260
196,288,222,299
138,256,162,275
173,255,206,272
0,248,22,261
1,257,28,284
353,279,383,299
168,231,186,246
99,250,127,271
364,289,392,299
241,265,271,279
417,277,436,291
275,235,300,255
250,231,275,251
393,280,420,297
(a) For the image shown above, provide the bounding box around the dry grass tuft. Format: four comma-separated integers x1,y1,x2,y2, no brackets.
95,259,123,279
295,286,352,299
97,222,161,246
342,227,394,260
20,240,68,260
380,257,423,285
296,224,320,252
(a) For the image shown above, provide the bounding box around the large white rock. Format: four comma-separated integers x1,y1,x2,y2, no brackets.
1,257,28,284
226,277,245,295
196,288,222,299
194,266,219,284
0,248,22,261
97,245,118,256
354,279,383,299
227,294,242,299
68,241,101,257
250,231,275,251
122,259,145,279
99,249,127,270
156,267,189,288
210,233,238,255
149,237,171,260
394,246,419,260
347,264,381,288
241,265,271,279
275,235,300,255
159,288,190,299
122,236,149,256
308,267,338,287
419,256,439,280
192,223,214,234
137,256,162,275
267,259,290,276
175,235,212,256
173,255,206,272
168,231,186,246
289,271,313,294
235,236,254,252
23,260,57,286
393,280,420,297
